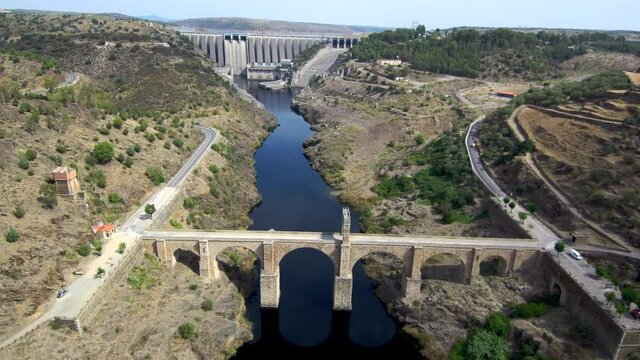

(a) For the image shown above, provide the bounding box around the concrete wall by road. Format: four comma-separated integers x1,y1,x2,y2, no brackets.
75,240,145,327
541,253,640,359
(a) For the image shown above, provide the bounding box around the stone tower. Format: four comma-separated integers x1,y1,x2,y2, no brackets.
52,166,80,197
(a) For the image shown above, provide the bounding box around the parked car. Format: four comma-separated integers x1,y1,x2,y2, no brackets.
56,289,69,298
72,270,84,275
569,249,583,260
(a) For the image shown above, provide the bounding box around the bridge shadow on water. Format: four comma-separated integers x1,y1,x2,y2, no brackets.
231,249,423,360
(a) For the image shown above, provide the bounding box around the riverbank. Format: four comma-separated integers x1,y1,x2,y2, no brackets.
291,62,523,237
361,256,607,359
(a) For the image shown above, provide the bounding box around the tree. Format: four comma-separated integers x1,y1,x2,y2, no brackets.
508,202,516,210
518,212,528,222
605,291,616,306
466,330,510,360
614,301,629,317
92,141,115,164
39,183,58,209
145,204,156,217
95,266,106,278
178,322,197,340
24,148,37,161
554,242,566,257
415,24,426,38
5,227,19,243
76,243,91,257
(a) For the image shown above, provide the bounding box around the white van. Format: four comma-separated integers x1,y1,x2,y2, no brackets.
570,249,583,260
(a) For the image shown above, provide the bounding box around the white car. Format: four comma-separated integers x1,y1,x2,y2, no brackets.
569,249,583,260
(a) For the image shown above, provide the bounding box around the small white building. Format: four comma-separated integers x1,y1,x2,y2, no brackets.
376,59,402,66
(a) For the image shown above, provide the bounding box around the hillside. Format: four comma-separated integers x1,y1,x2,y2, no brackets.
350,27,640,81
0,11,273,341
478,71,640,248
171,16,385,35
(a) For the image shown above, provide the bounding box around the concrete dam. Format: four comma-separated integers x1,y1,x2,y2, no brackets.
183,32,360,74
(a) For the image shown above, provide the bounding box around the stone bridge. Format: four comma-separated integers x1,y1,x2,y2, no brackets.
142,210,540,310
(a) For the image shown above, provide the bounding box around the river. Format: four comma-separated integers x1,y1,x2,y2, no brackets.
232,78,422,359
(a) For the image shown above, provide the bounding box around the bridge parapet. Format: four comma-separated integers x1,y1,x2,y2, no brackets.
142,230,540,311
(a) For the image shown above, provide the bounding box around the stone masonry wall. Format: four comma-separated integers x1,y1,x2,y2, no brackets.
75,240,145,327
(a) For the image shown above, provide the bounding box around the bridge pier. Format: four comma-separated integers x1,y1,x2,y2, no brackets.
402,246,423,299
260,241,280,308
198,240,212,278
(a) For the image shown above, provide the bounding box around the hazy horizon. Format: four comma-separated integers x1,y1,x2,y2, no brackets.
1,0,639,31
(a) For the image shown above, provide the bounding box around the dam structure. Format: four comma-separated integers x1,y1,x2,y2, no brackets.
182,32,360,75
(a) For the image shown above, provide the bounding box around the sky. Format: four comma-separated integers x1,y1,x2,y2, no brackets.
1,0,639,31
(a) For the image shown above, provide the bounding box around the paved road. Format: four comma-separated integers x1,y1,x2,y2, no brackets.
465,111,640,329
292,46,348,87
0,126,218,350
26,71,80,95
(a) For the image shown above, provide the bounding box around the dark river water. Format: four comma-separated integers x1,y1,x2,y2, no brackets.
232,78,422,359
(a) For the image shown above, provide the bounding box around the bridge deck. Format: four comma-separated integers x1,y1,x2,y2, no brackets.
141,230,539,250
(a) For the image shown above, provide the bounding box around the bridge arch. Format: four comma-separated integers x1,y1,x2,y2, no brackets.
550,282,565,305
275,243,339,273
215,246,261,297
421,253,467,284
278,247,335,346
351,251,406,300
173,248,200,275
479,255,508,277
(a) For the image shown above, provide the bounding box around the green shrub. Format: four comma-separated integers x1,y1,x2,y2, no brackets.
173,138,184,148
622,287,640,304
18,157,29,170
466,330,510,360
183,197,198,209
92,238,103,253
117,242,126,254
123,156,134,168
5,227,19,243
112,116,124,129
13,204,26,218
95,266,105,278
76,243,91,257
511,302,549,319
39,183,58,208
127,265,158,290
208,164,219,174
126,147,136,156
92,142,114,164
414,134,425,145
169,219,183,229
485,313,511,338
24,148,37,161
145,166,165,185
189,284,198,290
108,192,121,204
89,169,107,188
178,322,197,340
201,298,213,311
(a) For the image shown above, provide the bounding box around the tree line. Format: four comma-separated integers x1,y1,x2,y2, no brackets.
350,27,640,79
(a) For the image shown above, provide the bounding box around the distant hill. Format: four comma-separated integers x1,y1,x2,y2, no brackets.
171,17,386,35
139,15,174,23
